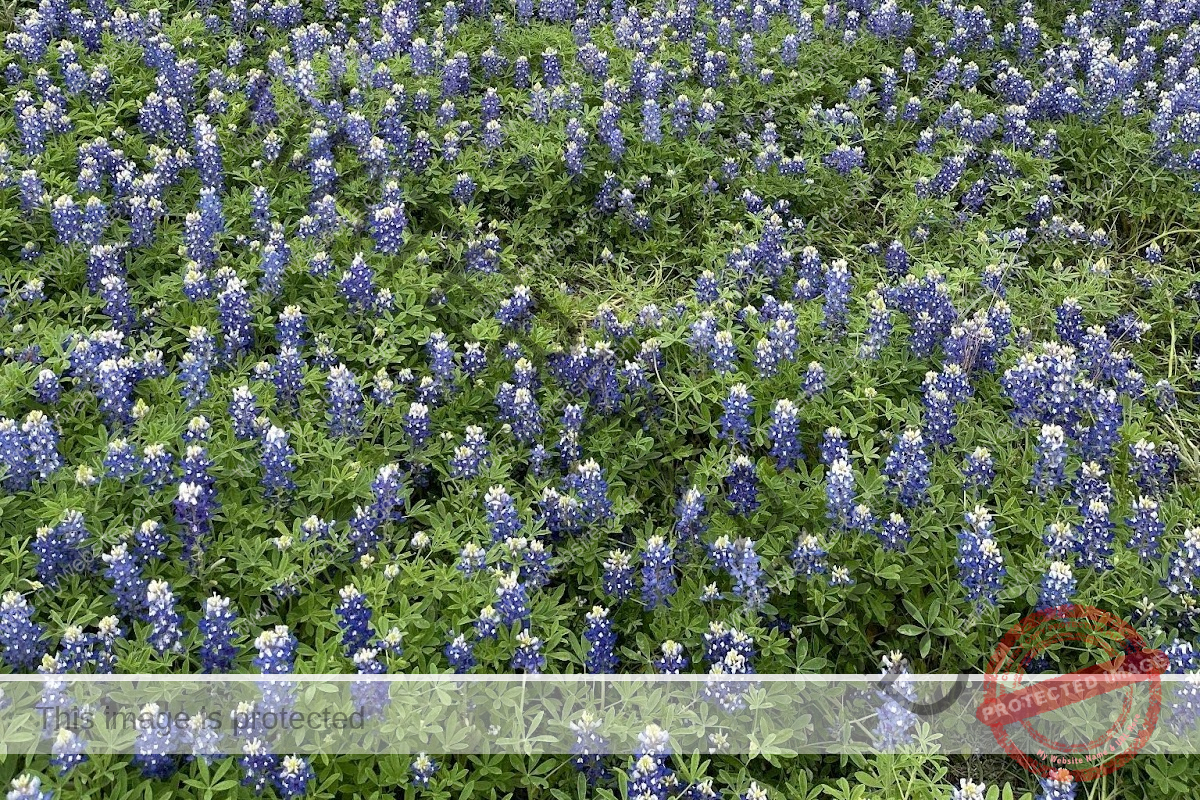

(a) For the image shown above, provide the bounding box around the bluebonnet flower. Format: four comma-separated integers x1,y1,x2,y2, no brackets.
583,342,623,414
768,399,803,470
565,459,613,525
962,447,995,491
175,447,219,558
146,580,182,655
1043,522,1076,561
792,532,830,582
93,618,119,681
584,606,618,673
725,456,760,516
451,173,477,204
626,726,673,800
1056,298,1086,348
229,386,260,440
1129,439,1177,496
640,536,677,610
460,232,499,277
103,439,139,481
404,402,431,449
1167,527,1200,601
326,365,364,440
50,195,84,244
462,342,487,379
884,240,909,277
33,511,89,588
709,331,738,374
275,756,314,799
849,503,878,536
473,604,503,640
1037,561,1076,611
879,513,911,552
495,383,542,444
102,543,147,618
180,327,215,408
822,259,851,333
951,780,988,800
457,542,487,576
1078,387,1122,464
1036,770,1077,800
653,639,690,674
425,332,458,386
695,270,719,304
253,625,297,677
99,274,135,331
981,264,1007,295
495,571,530,628
1128,496,1165,562
922,369,969,449
217,275,253,359
674,488,708,547
19,278,46,304
272,346,305,411
826,458,856,527
338,253,382,315
754,317,798,378
139,445,172,494
569,710,609,783
888,271,959,358
703,622,756,668
411,753,438,787
874,651,918,749
602,550,634,600
130,700,180,777
0,592,45,670
1075,499,1115,571
257,425,295,497
1155,380,1177,413
199,595,238,673
335,585,376,656
92,358,135,427
721,537,767,609
239,739,280,795
21,411,61,479
34,369,60,405
882,428,931,508
557,404,584,471
820,427,850,466
823,144,865,175
519,539,553,589
274,305,307,351
370,199,408,256
450,426,489,478
704,632,755,713
956,506,1006,608
1068,460,1110,507
55,622,96,673
511,630,546,674
719,384,753,447
51,727,87,774
444,634,475,673
802,363,827,400
485,486,522,543
6,773,50,800
537,487,583,538
496,285,535,332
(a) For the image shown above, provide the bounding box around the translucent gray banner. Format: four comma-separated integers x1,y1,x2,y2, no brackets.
2,674,1197,759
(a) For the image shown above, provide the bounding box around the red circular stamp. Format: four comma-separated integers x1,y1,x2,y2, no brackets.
974,604,1167,780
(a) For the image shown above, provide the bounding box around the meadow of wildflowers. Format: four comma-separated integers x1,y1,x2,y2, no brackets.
2,0,1200,796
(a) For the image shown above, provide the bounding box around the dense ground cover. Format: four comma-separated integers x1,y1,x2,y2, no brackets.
2,0,1200,796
